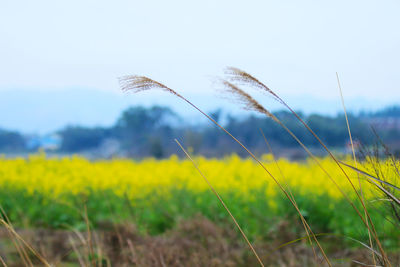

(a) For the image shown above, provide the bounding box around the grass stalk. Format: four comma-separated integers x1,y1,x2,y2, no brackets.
225,67,390,266
0,206,33,267
83,204,96,267
175,139,265,267
0,219,51,267
69,236,86,267
336,72,376,264
259,129,319,264
0,255,7,267
120,75,332,266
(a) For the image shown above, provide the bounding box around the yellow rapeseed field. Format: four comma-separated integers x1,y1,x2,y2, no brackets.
0,153,393,202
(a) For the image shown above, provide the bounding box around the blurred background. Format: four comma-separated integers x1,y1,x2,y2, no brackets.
1,2,399,266
1,0,399,158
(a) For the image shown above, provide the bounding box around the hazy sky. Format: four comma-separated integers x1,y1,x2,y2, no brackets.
1,0,399,133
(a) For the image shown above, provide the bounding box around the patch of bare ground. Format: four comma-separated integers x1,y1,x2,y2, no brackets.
0,216,397,266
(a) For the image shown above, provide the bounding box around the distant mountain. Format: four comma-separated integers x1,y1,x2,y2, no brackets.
0,88,397,134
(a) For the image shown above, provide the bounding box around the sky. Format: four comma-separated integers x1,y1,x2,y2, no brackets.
1,0,399,133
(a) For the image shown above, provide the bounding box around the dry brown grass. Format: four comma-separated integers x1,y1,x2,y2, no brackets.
1,217,392,267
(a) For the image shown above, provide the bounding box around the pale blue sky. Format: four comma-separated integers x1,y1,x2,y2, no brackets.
1,0,399,133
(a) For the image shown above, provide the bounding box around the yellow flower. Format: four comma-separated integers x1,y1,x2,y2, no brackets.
0,153,396,204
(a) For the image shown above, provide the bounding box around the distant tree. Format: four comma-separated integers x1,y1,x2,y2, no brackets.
115,106,179,156
59,126,109,152
307,114,373,146
372,106,400,118
359,105,400,118
0,129,25,152
149,137,164,159
210,109,222,124
116,106,177,131
54,104,400,157
1,104,399,157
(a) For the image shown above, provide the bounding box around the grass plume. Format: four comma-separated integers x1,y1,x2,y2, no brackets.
121,74,332,266
119,75,182,98
223,66,390,266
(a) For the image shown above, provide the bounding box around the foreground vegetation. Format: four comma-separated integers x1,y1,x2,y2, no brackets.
1,67,399,265
0,154,398,245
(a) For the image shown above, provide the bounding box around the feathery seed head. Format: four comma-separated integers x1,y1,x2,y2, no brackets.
119,75,181,98
220,79,279,122
224,67,284,105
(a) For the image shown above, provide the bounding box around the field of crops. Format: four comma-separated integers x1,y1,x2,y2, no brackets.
0,152,398,249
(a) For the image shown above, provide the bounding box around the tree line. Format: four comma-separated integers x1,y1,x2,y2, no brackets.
1,105,400,158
